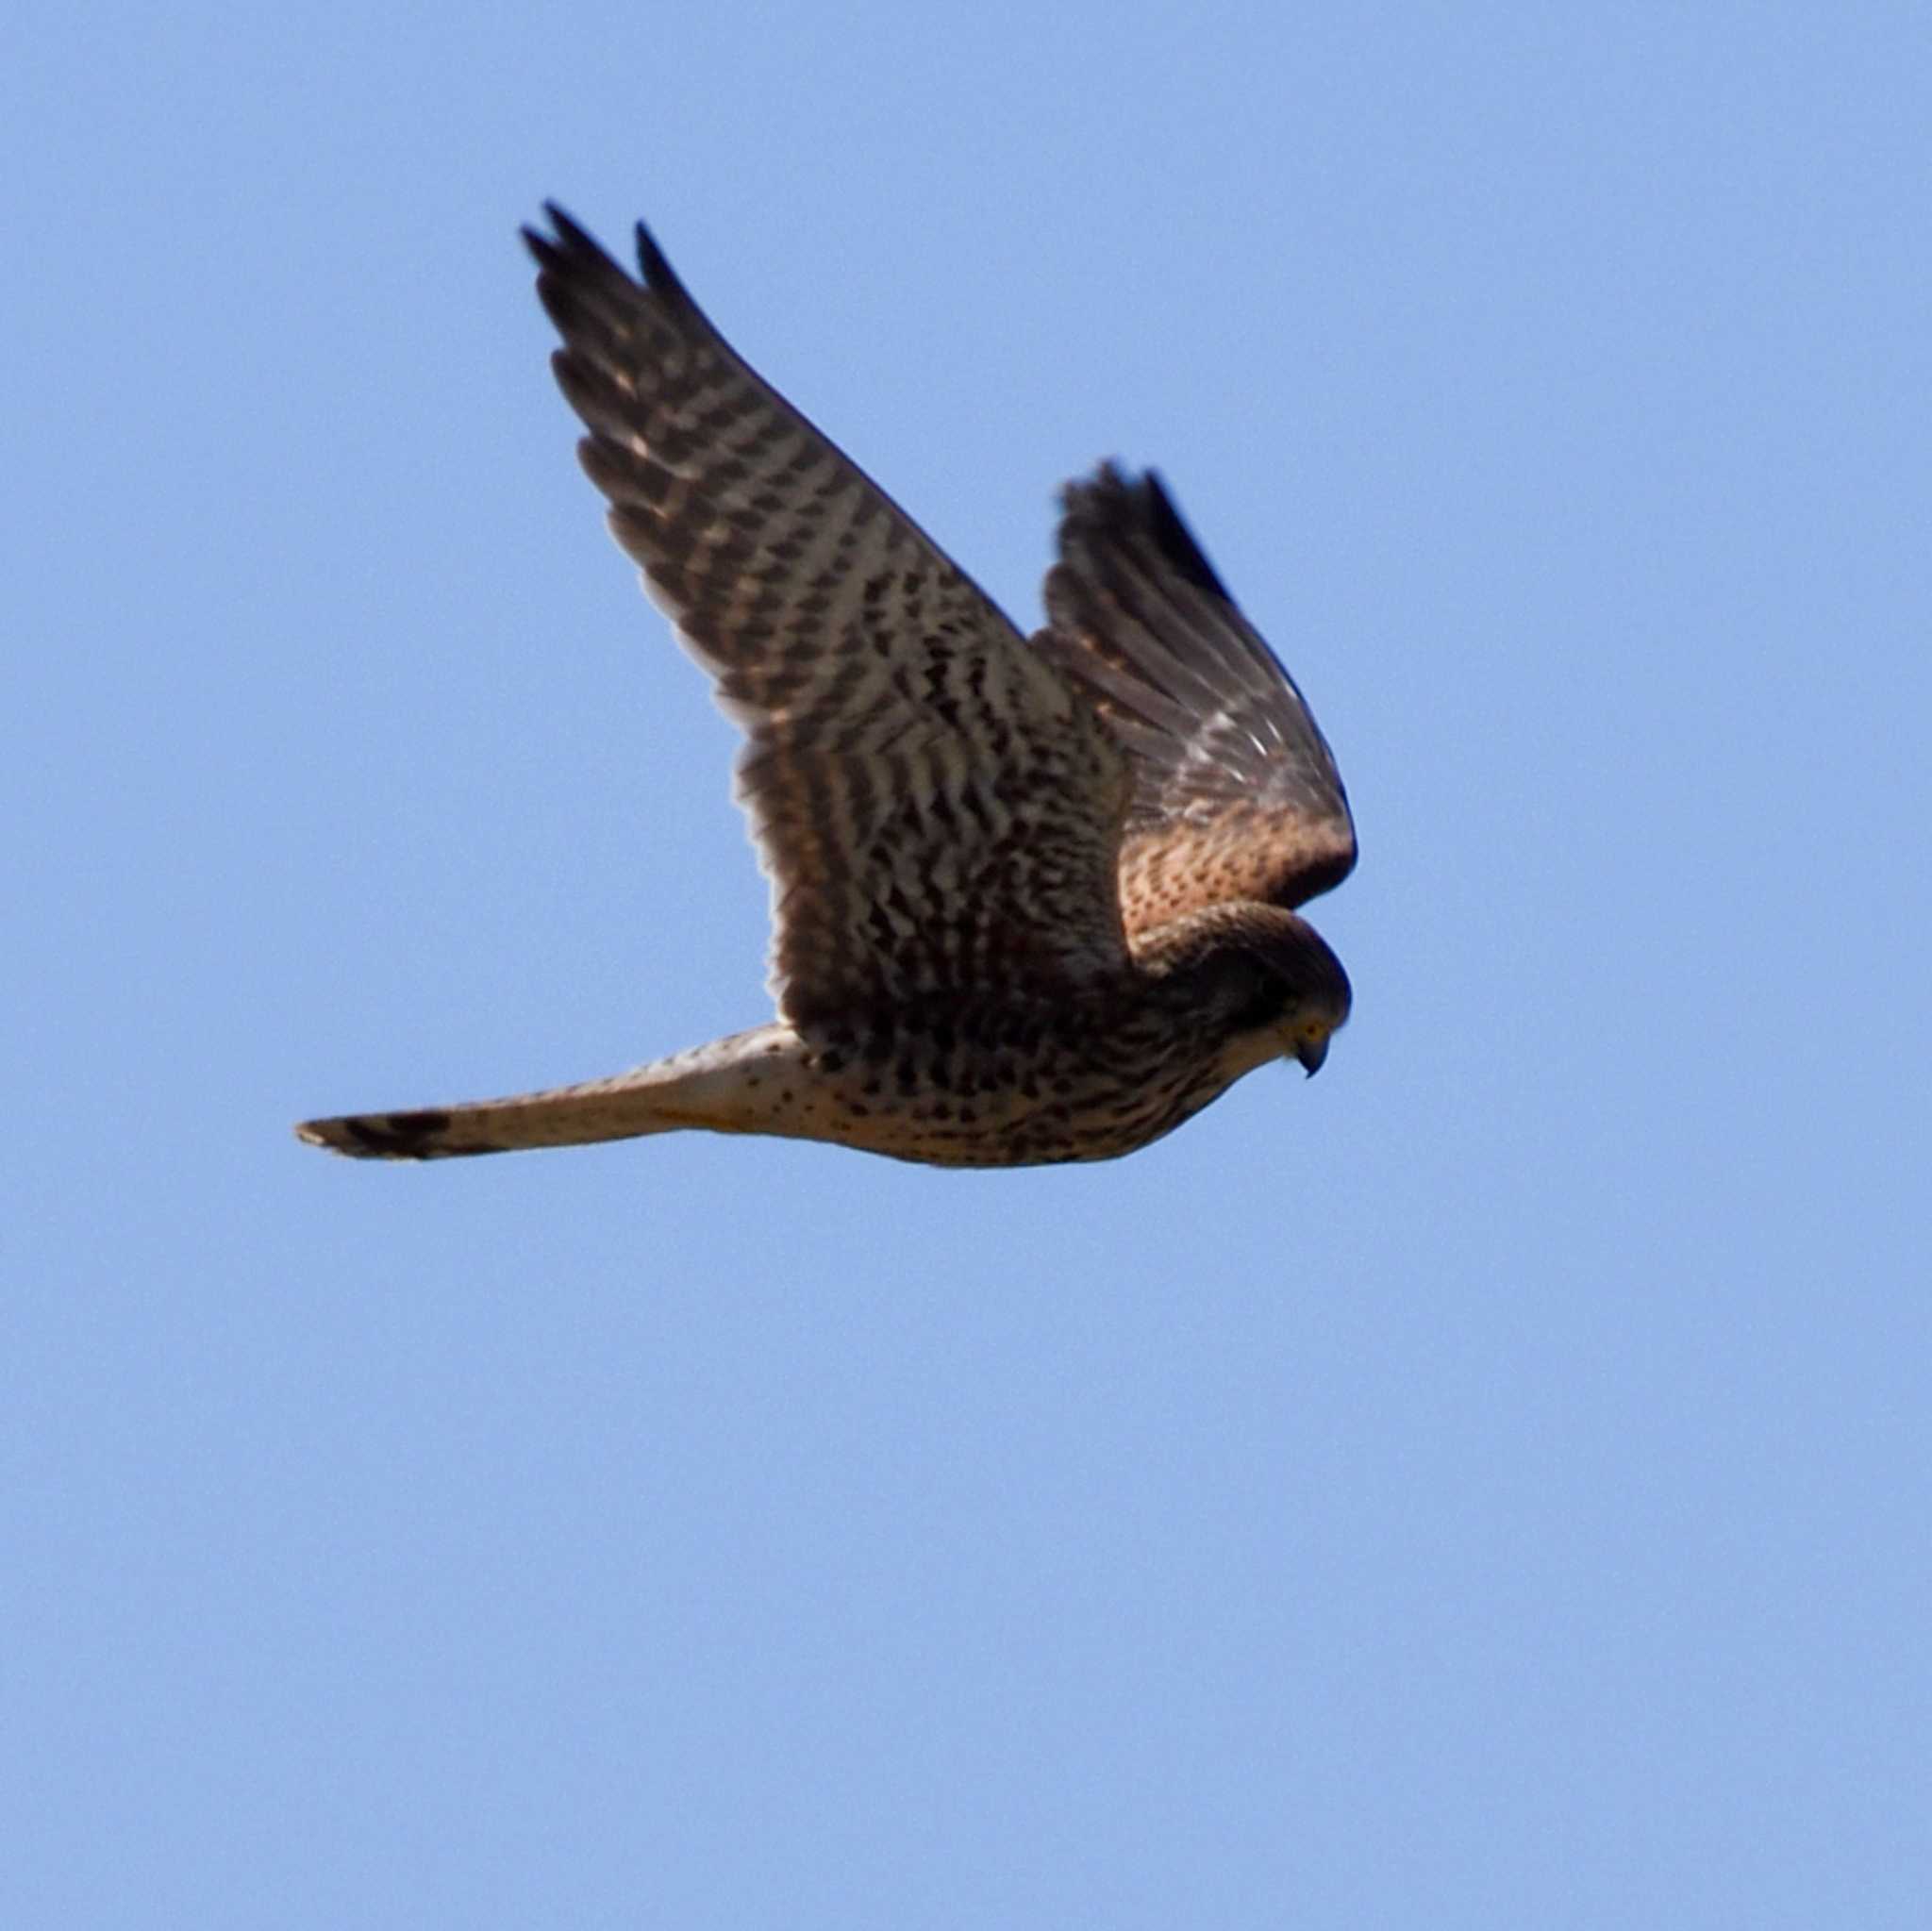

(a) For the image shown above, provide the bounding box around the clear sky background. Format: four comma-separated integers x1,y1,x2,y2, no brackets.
5,4,1927,1925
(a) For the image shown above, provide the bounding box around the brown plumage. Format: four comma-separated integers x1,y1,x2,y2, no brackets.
297,208,1356,1169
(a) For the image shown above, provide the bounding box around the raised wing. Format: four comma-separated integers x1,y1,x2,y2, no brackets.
1033,465,1355,941
524,208,1129,1024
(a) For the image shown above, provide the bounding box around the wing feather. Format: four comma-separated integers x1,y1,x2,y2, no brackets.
1034,464,1355,940
524,208,1130,1024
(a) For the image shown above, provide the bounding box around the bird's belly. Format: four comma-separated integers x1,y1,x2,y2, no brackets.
728,1015,1234,1169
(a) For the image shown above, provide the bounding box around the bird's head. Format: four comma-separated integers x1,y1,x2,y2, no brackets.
1215,907,1352,1077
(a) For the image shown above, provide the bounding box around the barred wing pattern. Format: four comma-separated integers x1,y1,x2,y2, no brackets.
1034,466,1356,941
525,208,1131,1025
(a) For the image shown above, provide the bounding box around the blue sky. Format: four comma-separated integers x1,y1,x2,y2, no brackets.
5,3,1927,1924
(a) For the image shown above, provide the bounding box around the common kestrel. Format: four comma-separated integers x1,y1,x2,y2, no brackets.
297,208,1356,1168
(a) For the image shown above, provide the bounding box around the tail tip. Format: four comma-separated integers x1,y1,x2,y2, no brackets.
294,1108,458,1160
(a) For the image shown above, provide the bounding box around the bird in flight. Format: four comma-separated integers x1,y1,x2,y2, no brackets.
297,207,1356,1168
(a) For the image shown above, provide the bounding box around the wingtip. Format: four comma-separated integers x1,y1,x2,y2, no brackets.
521,204,691,311
1136,470,1231,601
1059,457,1130,514
1059,461,1232,603
633,220,691,306
540,200,593,248
523,202,620,275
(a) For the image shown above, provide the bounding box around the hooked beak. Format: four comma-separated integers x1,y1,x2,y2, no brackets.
1295,1033,1330,1078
